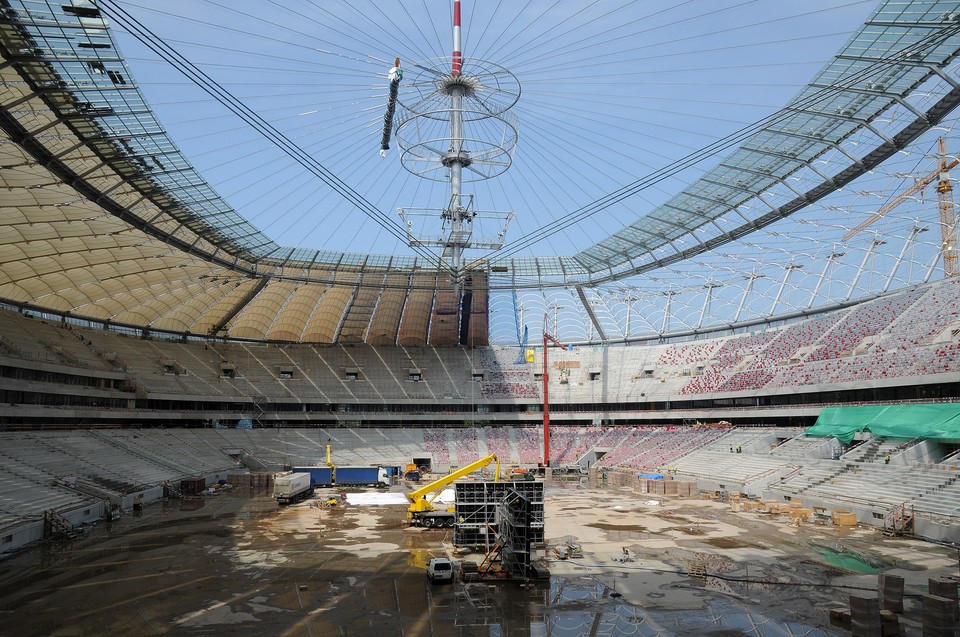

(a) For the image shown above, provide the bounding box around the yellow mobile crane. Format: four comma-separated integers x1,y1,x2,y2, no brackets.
407,454,500,528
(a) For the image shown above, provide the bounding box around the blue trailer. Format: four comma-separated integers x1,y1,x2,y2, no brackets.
334,466,389,487
293,466,334,488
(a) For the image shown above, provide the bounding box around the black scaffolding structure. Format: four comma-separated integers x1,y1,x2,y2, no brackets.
454,481,544,550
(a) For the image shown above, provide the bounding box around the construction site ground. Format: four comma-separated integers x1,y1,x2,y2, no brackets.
0,478,958,636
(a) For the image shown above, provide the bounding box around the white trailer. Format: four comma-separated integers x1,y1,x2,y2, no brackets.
274,472,313,505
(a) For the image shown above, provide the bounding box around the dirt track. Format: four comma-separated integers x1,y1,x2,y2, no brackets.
0,481,957,636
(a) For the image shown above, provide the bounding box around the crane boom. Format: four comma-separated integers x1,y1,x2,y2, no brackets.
843,138,959,242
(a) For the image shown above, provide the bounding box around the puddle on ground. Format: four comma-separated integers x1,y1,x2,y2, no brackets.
655,512,696,524
408,548,444,570
705,537,752,549
587,523,651,541
664,525,708,536
586,523,648,532
534,576,840,636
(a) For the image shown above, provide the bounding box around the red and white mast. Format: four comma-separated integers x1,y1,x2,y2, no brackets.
452,0,463,76
448,0,466,280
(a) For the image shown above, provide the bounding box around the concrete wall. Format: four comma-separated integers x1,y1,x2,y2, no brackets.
0,520,43,555
118,486,163,511
61,501,107,527
0,502,105,555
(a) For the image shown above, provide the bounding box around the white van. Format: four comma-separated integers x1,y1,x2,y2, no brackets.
427,557,454,583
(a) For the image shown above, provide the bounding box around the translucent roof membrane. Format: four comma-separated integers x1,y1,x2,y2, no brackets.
7,0,283,263
4,0,959,289
5,0,960,347
570,1,960,283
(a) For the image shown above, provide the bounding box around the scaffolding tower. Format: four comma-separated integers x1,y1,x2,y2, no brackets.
454,481,544,550
496,489,535,577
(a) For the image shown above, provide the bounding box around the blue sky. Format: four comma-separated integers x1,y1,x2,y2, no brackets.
111,0,879,263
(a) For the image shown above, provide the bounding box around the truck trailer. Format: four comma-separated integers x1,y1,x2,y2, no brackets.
273,472,313,505
293,466,334,488
334,466,389,487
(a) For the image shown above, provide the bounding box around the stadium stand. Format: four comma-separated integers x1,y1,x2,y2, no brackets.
4,277,957,420
4,421,959,554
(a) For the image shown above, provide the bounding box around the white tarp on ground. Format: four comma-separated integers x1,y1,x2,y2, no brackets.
343,492,409,506
344,488,455,506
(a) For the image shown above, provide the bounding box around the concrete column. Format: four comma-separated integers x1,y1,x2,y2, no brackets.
929,577,960,620
849,594,881,637
923,594,957,637
879,573,905,613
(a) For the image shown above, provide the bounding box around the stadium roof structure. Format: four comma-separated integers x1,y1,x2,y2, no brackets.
2,0,960,345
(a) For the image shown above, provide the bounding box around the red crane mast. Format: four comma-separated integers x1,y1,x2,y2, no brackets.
542,326,567,468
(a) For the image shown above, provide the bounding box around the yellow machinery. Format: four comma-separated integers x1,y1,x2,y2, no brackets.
407,454,500,527
844,137,958,278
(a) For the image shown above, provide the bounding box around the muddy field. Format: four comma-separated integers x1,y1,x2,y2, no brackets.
0,480,957,636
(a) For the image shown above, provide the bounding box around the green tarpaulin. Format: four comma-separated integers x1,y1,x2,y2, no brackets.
805,404,960,445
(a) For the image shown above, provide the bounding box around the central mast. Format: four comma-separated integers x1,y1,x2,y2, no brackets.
394,0,519,288
448,0,466,279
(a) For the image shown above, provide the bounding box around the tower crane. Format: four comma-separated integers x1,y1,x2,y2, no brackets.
936,137,959,278
843,137,958,277
542,319,568,468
